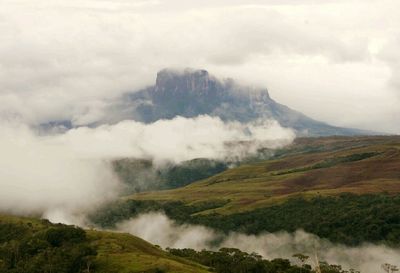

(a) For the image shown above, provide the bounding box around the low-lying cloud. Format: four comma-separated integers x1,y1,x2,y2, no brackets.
117,212,400,273
0,122,120,224
47,115,295,164
0,116,293,223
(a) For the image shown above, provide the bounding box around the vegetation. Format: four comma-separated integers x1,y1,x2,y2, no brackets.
273,152,380,175
167,247,358,273
0,217,96,273
0,214,210,273
113,158,228,193
0,214,370,273
127,136,400,215
91,194,400,246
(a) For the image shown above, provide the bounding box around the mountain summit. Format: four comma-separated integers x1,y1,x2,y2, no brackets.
116,68,370,136
155,68,215,94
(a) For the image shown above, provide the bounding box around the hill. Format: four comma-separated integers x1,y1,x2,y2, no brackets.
0,214,353,273
0,214,210,273
91,136,400,246
128,135,400,213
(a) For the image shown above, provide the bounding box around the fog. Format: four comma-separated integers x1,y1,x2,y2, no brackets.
117,212,400,273
0,116,293,223
0,122,120,224
49,116,294,164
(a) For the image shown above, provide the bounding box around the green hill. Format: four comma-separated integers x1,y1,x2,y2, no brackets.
91,136,400,246
0,214,357,273
127,136,400,214
0,214,210,273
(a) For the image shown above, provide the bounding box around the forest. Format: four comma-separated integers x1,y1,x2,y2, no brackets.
91,193,400,246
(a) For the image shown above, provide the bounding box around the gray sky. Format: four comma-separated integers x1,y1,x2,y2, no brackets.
1,0,399,132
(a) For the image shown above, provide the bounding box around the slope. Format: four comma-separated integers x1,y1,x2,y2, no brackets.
127,135,400,214
87,136,400,245
0,214,210,273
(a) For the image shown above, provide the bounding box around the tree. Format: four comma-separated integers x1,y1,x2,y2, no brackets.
293,253,309,266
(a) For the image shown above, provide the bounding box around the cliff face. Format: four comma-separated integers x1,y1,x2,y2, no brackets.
152,69,227,107
155,69,214,94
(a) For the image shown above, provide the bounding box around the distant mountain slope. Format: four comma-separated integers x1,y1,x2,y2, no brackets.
91,136,400,246
127,135,400,214
112,68,374,136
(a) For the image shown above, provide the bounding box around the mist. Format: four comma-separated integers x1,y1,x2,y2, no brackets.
0,116,293,223
47,115,295,164
117,212,400,273
0,122,120,224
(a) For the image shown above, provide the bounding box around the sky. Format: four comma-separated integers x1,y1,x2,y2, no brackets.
1,0,400,132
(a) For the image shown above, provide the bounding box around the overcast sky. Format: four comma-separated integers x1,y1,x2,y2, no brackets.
1,0,399,133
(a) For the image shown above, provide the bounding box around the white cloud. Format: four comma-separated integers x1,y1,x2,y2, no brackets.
0,122,121,224
47,115,295,164
0,116,293,222
0,0,399,132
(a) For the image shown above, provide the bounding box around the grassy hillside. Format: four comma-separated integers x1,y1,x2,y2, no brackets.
0,214,210,273
89,136,400,246
0,214,353,273
127,136,400,214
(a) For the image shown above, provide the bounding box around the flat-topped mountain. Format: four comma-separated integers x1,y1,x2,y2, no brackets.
116,68,373,136
40,68,375,136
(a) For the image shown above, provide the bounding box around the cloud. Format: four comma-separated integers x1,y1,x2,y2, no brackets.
0,0,399,132
379,36,400,93
0,116,293,222
47,115,295,164
0,122,121,224
117,212,400,273
117,212,217,249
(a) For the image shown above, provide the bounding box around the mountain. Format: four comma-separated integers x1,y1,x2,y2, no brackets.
110,68,374,136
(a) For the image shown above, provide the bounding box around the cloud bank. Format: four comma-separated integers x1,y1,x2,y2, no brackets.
0,116,293,223
47,116,295,164
0,122,120,224
117,212,400,273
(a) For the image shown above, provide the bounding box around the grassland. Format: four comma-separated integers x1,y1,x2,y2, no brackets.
126,136,400,215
